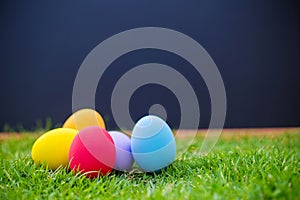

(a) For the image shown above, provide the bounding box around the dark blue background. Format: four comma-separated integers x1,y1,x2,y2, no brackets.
1,0,300,130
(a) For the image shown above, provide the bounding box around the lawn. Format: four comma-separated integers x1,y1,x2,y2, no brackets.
0,131,299,199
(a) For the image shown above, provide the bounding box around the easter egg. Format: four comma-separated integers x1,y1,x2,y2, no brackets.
131,115,176,172
108,131,133,171
63,108,105,131
31,128,78,170
68,126,116,178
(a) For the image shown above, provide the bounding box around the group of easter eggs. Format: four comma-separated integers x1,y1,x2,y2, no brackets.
31,109,176,178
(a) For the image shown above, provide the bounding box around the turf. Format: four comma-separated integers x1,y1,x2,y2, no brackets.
0,133,299,199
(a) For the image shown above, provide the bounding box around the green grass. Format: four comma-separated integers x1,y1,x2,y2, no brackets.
0,133,299,199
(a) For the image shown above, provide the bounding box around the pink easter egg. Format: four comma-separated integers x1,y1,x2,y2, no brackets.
68,126,116,178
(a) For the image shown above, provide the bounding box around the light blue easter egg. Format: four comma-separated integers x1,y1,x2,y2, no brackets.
131,115,176,172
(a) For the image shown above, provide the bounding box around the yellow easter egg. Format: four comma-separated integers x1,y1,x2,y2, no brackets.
62,108,106,131
31,128,78,169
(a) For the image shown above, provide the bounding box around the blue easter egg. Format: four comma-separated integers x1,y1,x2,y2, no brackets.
131,115,176,172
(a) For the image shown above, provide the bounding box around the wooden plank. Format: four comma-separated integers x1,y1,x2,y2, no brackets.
0,127,299,141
